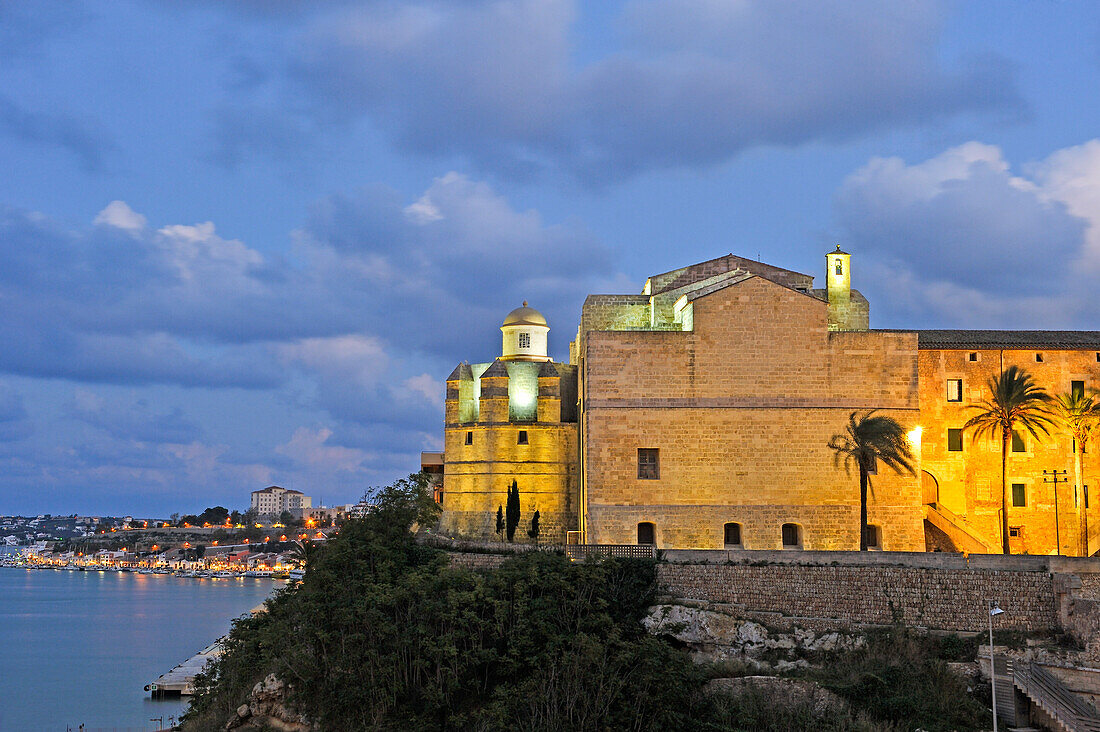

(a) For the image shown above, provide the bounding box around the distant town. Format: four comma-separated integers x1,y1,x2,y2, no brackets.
0,485,378,576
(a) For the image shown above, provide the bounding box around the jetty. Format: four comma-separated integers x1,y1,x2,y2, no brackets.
145,641,222,698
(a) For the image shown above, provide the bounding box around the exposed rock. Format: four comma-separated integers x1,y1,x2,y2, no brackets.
645,604,864,666
706,676,849,717
225,673,314,731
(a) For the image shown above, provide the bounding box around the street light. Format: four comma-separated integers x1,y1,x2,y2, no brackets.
988,600,1005,732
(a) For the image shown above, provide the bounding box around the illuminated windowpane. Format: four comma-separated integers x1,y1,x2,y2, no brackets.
946,379,962,402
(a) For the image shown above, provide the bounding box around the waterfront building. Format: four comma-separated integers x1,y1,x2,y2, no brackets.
250,486,312,519
432,250,1100,555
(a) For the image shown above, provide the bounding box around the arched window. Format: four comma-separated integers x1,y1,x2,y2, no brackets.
781,523,802,549
835,259,843,275
637,522,656,546
723,522,742,548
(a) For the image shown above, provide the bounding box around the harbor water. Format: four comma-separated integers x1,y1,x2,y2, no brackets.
0,567,276,731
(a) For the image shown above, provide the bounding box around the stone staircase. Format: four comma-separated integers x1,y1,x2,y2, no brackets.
923,502,994,553
1009,661,1100,732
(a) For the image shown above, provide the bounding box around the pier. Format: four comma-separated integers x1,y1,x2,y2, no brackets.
145,641,222,698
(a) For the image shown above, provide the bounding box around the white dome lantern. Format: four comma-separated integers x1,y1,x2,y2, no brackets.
501,301,550,361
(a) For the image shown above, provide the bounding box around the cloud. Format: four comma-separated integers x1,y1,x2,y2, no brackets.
216,0,1022,180
69,390,203,444
0,95,114,172
835,141,1100,328
276,426,372,473
0,383,32,442
93,200,147,232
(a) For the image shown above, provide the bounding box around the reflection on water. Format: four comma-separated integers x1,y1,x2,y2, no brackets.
0,568,275,732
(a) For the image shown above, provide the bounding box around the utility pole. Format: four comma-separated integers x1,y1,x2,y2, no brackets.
1044,470,1068,555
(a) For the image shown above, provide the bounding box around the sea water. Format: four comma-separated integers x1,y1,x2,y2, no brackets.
0,568,276,732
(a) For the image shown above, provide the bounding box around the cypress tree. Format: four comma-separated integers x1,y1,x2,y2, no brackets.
527,509,540,546
505,480,520,542
495,505,505,542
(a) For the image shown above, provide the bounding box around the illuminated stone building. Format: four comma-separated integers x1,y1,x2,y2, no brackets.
435,252,1100,555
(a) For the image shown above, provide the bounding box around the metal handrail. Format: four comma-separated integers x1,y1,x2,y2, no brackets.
1013,661,1100,731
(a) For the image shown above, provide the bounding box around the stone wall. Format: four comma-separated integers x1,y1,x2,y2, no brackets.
582,276,924,551
656,561,1057,632
446,552,509,570
918,347,1100,556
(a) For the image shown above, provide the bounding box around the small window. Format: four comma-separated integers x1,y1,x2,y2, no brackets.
1035,353,1044,363
1012,483,1026,507
465,431,473,445
517,430,528,445
946,379,962,402
1072,381,1085,400
781,523,802,548
637,522,656,546
518,332,531,349
637,448,659,480
723,522,742,547
1009,526,1022,538
968,352,979,362
864,525,881,549
947,429,963,452
1011,430,1026,453
865,456,877,475
1096,353,1100,363
1085,485,1090,509
835,260,843,275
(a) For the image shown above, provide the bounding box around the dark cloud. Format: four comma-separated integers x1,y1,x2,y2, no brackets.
0,383,31,442
835,142,1099,329
0,95,115,172
69,393,203,444
215,0,1023,181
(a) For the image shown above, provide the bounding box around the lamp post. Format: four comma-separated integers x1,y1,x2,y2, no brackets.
988,599,1005,732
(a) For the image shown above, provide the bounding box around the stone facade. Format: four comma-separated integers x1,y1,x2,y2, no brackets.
578,269,923,551
919,344,1100,556
435,249,1100,555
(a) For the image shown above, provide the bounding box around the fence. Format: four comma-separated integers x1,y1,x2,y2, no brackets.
1012,661,1100,731
565,544,657,561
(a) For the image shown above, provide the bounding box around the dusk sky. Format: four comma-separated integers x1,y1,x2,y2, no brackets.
2,1,1100,516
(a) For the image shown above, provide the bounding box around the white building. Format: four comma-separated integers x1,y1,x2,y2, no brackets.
250,486,312,518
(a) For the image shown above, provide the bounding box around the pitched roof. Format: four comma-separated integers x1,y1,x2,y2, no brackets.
647,253,813,295
897,330,1100,350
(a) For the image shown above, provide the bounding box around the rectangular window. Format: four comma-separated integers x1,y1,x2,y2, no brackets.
723,523,741,546
865,456,877,475
781,523,801,547
1012,483,1026,507
946,379,962,402
1011,430,1026,453
518,332,531,349
968,352,979,362
637,448,659,480
517,430,528,445
1086,485,1090,509
1073,380,1085,400
465,431,473,445
947,429,963,452
1036,353,1044,362
1009,527,1022,538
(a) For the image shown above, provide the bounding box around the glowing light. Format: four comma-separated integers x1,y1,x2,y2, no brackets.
907,426,922,449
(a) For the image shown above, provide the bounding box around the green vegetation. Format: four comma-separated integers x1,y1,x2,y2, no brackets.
827,411,916,550
183,474,993,731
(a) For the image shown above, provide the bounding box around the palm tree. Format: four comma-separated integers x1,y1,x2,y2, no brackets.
964,366,1054,554
828,410,916,550
1053,390,1100,556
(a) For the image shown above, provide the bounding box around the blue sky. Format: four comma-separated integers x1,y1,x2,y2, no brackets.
2,1,1100,516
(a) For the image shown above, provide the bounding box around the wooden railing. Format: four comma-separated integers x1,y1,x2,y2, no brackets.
565,544,657,561
1012,661,1100,732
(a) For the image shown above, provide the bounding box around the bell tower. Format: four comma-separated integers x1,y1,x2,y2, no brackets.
826,245,851,331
